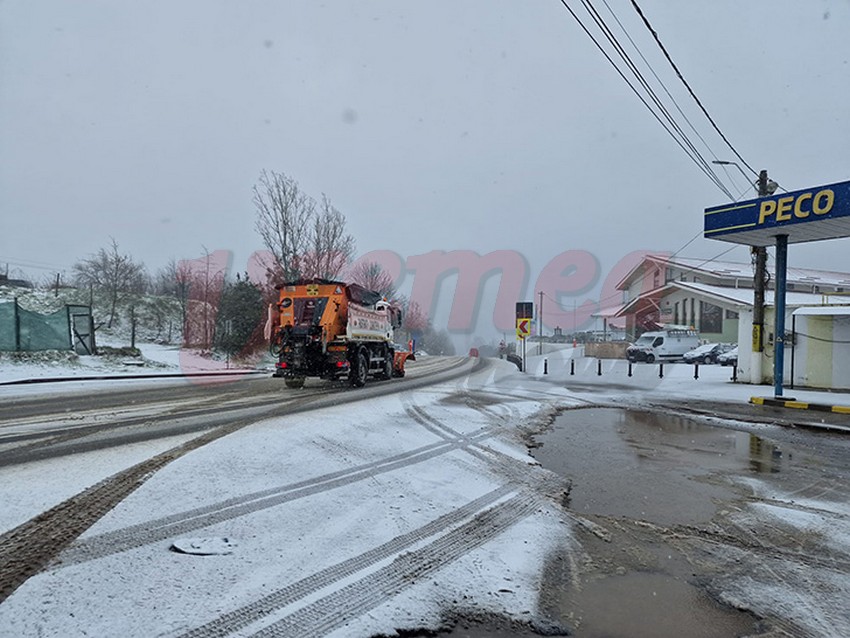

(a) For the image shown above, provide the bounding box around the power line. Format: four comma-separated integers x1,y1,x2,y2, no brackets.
598,0,747,194
628,0,758,178
577,0,734,198
794,331,850,345
0,256,70,272
555,0,735,200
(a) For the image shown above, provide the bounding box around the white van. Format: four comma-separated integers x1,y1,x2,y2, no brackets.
626,328,701,363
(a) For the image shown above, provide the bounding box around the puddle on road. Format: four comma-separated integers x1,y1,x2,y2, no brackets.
530,408,768,637
557,572,752,638
532,407,786,526
380,409,774,638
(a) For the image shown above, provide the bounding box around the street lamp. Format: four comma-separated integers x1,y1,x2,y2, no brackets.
712,160,755,193
712,160,778,195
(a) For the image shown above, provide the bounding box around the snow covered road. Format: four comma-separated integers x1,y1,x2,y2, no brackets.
1,354,850,637
0,358,579,637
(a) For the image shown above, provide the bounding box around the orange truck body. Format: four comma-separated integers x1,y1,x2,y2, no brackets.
270,280,412,387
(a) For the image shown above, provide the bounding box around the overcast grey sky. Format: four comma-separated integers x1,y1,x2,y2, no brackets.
1,1,849,336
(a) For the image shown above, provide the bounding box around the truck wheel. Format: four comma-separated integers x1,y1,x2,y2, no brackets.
645,354,655,364
350,351,368,387
285,376,305,389
380,352,393,380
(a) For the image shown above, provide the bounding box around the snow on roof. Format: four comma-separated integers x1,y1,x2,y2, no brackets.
592,304,625,318
672,280,832,308
616,254,850,290
616,280,835,317
792,305,850,316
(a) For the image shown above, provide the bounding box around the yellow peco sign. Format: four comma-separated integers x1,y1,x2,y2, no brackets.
758,188,834,226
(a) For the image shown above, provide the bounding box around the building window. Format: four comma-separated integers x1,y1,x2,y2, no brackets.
674,302,679,325
700,301,723,333
725,309,739,320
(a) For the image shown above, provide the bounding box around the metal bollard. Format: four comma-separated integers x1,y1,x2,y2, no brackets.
544,358,548,375
628,361,633,377
658,363,664,379
570,359,575,375
597,359,602,376
694,363,699,380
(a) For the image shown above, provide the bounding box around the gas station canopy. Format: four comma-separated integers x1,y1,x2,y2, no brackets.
704,179,850,246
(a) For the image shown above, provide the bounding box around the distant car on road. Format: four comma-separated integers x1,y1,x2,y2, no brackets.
682,343,735,365
718,346,738,366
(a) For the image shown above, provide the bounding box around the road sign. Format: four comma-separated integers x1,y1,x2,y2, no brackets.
516,302,533,320
516,318,531,339
704,179,850,246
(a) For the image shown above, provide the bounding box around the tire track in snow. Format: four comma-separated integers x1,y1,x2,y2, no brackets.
177,484,517,638
55,425,501,567
1,358,480,601
0,413,261,604
0,392,331,467
249,491,541,638
0,356,475,467
401,394,563,494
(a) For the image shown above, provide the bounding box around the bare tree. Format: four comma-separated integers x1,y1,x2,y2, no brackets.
402,300,429,337
348,260,397,298
153,258,195,340
253,170,314,282
180,247,227,351
73,238,148,328
301,194,355,280
253,170,356,284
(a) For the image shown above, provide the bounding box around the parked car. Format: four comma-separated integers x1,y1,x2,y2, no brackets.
626,328,701,363
718,346,739,367
682,342,735,365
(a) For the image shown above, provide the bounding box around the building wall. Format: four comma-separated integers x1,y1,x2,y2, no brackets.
792,314,850,391
659,289,739,342
738,307,792,386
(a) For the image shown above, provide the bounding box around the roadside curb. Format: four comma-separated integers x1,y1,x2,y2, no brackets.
750,396,850,415
0,369,269,386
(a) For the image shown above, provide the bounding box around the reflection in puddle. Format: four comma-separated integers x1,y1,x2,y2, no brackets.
746,433,785,474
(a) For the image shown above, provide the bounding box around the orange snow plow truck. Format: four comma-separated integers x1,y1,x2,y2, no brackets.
269,280,413,388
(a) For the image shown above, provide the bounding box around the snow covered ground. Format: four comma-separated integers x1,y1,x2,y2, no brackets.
0,342,265,386
0,357,579,637
1,344,849,636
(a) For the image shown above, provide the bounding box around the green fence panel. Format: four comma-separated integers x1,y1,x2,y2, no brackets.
0,302,16,351
18,307,71,351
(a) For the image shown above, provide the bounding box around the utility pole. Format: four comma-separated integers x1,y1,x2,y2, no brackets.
538,290,543,355
751,169,769,384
